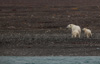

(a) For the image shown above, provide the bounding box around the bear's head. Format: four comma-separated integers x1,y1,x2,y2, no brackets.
82,28,87,31
66,24,75,29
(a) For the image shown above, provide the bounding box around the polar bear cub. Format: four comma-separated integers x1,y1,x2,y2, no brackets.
82,28,92,38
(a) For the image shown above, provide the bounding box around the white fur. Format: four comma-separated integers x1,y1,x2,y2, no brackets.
72,30,80,38
83,28,92,38
67,24,81,38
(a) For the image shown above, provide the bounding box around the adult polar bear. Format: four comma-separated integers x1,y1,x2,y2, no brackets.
67,24,81,38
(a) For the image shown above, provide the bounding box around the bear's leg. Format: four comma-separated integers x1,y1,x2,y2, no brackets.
87,34,89,38
78,33,80,38
72,34,74,38
74,34,77,38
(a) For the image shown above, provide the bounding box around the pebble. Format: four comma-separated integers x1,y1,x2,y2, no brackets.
96,48,100,49
68,15,71,17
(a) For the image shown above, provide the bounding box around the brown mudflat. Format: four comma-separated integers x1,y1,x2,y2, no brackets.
0,3,100,56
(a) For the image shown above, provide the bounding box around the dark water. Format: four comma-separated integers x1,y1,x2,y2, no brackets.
0,56,100,64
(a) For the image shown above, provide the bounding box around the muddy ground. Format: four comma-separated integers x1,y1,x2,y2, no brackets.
0,6,100,30
0,30,100,56
0,5,100,56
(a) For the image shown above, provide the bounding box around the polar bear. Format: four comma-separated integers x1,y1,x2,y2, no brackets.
82,28,92,38
67,24,81,38
67,24,81,33
72,30,80,38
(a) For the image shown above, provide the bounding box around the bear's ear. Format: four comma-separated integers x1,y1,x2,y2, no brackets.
70,24,73,27
71,24,74,25
84,28,86,29
70,25,73,28
69,24,71,27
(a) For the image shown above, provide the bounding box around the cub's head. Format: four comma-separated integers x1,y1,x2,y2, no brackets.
82,28,87,31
